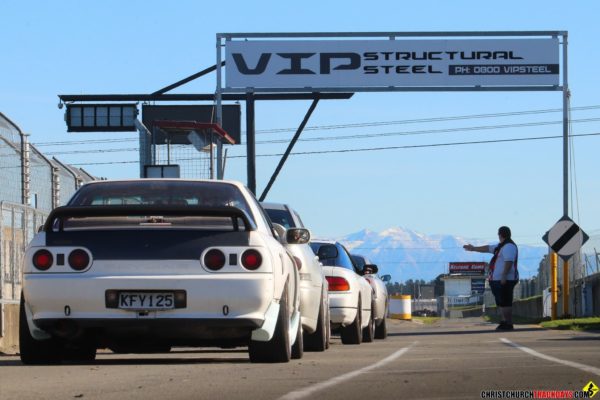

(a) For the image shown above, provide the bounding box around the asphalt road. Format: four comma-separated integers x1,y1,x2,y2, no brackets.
1,318,599,400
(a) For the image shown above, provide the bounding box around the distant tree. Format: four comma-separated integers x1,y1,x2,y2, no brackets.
428,274,445,297
386,282,402,295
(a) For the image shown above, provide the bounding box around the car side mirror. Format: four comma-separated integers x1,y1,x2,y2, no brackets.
381,274,392,283
287,228,310,244
363,264,378,275
271,223,287,243
317,244,338,260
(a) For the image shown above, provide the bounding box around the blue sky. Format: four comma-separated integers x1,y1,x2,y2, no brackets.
1,0,599,246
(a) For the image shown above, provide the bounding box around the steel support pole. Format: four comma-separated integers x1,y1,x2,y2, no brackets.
551,252,558,320
562,32,569,217
209,133,215,180
561,33,570,317
216,142,223,179
259,99,319,202
563,259,570,317
246,93,256,194
216,35,223,180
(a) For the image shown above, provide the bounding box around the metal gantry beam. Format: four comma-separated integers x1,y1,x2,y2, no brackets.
152,62,225,96
218,31,566,39
58,93,353,102
259,99,320,202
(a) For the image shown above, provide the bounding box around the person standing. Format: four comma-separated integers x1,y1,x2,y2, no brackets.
463,226,518,331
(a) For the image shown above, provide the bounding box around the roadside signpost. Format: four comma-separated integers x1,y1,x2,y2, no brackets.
543,216,589,260
543,216,589,318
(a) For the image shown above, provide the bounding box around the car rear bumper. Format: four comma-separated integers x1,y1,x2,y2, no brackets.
36,317,262,342
24,273,275,327
329,306,357,325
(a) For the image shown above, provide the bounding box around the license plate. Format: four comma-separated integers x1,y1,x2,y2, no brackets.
118,292,175,310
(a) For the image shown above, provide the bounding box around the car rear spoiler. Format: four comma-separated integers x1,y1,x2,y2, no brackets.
43,205,257,232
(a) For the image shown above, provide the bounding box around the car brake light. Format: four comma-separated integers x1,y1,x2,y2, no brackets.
68,249,90,271
204,249,226,271
33,249,53,271
293,256,302,270
241,249,262,270
326,276,350,291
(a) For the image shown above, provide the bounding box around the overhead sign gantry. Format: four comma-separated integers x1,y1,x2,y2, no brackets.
215,31,567,203
216,31,577,318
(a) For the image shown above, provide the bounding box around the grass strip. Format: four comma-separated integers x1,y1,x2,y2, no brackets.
539,317,600,331
413,316,441,324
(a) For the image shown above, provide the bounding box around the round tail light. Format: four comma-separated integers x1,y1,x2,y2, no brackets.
326,276,350,291
33,250,53,271
204,249,226,271
68,249,90,271
241,249,262,271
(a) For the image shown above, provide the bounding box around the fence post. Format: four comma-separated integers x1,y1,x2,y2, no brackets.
21,133,31,206
0,202,4,302
10,207,16,300
52,165,60,209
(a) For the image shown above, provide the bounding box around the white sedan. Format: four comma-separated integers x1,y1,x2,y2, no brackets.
310,240,374,344
262,202,330,351
351,254,390,339
20,179,302,364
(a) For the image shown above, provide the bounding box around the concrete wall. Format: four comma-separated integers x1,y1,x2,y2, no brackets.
485,295,543,320
0,303,19,354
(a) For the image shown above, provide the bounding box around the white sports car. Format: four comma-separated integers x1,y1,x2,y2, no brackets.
310,241,373,345
351,254,390,339
20,179,302,364
262,202,330,351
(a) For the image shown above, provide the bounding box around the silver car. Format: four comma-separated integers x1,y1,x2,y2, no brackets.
351,254,390,339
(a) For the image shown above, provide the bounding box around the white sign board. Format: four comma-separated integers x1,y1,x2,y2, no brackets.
225,39,559,90
543,216,589,261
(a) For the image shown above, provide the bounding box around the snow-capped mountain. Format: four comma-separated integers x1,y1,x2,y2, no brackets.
339,227,547,282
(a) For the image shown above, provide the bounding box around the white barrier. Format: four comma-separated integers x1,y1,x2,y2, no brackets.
389,295,412,320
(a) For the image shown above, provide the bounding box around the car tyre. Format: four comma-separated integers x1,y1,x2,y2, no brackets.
249,286,291,363
362,302,375,343
326,308,331,349
325,303,331,349
304,298,327,352
375,317,388,339
19,296,61,365
340,298,362,345
62,342,97,363
291,315,303,359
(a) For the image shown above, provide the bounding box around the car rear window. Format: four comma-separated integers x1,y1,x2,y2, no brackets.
264,208,295,229
351,255,366,269
70,181,250,209
310,242,356,271
61,181,253,231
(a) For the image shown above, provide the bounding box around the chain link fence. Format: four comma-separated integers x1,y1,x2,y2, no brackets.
153,142,212,179
0,202,47,304
0,112,97,338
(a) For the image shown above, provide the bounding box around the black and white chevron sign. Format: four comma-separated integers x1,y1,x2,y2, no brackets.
543,216,589,261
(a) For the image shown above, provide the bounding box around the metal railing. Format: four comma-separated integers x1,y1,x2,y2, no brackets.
0,201,47,304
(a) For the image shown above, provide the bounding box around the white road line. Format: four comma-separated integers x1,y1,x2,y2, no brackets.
278,341,418,400
500,338,600,377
